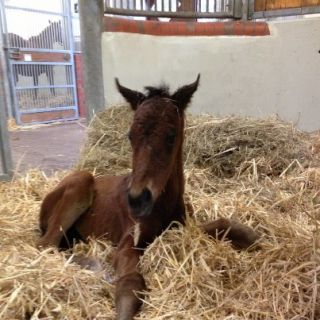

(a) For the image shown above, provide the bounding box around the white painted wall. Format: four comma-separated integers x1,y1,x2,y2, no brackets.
102,18,320,131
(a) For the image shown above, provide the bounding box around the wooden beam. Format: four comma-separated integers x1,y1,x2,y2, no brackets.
302,0,319,6
255,0,267,11
285,0,302,7
266,0,287,10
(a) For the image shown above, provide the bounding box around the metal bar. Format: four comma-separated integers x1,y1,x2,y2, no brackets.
15,85,74,90
3,48,71,54
4,5,68,17
8,58,21,124
63,0,79,119
252,5,320,18
0,10,13,180
0,0,8,35
11,61,73,66
1,0,21,124
242,0,249,19
247,0,255,19
0,0,12,118
20,106,77,114
18,117,79,126
233,0,243,19
105,7,235,17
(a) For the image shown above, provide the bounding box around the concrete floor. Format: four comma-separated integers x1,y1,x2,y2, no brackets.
10,122,86,174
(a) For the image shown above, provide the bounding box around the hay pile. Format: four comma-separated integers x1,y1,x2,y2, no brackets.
1,106,320,319
77,106,316,177
76,106,133,175
185,114,314,178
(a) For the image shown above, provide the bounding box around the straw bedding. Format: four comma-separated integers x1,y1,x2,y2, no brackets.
1,106,320,319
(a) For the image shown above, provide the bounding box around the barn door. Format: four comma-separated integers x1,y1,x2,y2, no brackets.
0,0,79,124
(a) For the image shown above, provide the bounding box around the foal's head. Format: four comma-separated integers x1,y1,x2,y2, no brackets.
116,75,200,218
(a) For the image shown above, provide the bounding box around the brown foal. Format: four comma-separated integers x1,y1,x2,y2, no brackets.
37,75,259,320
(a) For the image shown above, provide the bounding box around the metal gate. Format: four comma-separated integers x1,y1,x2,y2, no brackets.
105,0,243,19
0,0,79,125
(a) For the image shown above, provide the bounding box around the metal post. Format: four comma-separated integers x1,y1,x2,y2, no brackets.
233,0,243,19
0,0,16,121
247,0,255,19
241,0,249,20
79,0,105,121
0,12,13,180
62,0,79,119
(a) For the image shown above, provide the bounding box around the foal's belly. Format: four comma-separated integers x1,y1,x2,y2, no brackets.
75,174,131,245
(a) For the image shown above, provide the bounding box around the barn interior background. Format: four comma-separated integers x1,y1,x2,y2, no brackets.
0,1,320,319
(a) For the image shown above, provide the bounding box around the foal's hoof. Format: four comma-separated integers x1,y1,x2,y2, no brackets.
36,236,58,249
36,238,49,249
230,220,260,250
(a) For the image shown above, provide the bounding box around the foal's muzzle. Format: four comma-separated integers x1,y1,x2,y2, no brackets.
127,188,153,218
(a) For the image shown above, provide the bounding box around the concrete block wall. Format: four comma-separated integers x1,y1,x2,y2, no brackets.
101,17,320,132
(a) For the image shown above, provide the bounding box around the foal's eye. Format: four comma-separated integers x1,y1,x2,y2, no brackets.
166,131,176,146
127,132,133,141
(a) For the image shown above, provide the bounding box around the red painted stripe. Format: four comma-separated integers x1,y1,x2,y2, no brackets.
103,17,270,36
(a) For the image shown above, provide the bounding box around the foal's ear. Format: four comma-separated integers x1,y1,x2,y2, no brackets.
115,78,145,111
171,74,200,111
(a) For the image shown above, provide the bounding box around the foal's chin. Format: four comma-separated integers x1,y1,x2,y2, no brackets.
130,203,154,219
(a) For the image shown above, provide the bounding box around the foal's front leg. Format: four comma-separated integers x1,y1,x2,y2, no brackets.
37,171,94,248
201,218,259,249
113,234,146,320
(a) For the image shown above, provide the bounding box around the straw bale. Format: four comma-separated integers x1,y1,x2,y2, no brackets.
1,107,320,319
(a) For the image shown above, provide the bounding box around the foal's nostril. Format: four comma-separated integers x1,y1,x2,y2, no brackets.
128,192,139,209
127,188,153,216
141,188,152,203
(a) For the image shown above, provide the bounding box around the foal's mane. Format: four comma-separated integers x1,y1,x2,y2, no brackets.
144,85,171,99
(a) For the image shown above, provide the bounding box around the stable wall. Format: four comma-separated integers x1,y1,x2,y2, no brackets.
102,18,320,132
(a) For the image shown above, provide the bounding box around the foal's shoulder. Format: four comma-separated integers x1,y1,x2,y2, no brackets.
94,174,130,190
